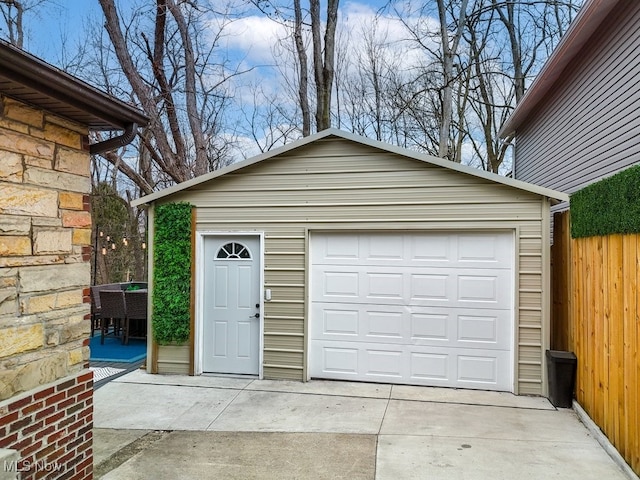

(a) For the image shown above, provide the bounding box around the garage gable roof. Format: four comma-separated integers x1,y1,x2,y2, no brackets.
131,128,569,207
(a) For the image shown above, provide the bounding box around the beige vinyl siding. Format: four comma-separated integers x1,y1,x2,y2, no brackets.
156,345,190,375
164,137,548,394
514,2,640,194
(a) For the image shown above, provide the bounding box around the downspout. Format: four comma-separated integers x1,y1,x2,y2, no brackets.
89,123,138,155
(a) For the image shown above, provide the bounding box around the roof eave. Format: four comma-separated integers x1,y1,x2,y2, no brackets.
0,40,148,130
498,0,621,138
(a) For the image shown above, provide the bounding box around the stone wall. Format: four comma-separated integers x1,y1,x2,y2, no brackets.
0,94,93,478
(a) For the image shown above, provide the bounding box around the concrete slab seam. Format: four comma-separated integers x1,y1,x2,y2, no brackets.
377,433,595,445
94,430,169,479
573,400,640,480
112,379,248,392
204,382,251,430
388,397,557,411
377,387,393,436
241,388,386,400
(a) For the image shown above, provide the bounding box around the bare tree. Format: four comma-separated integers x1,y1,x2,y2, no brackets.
95,0,248,193
491,0,580,104
0,0,24,47
464,0,582,172
254,0,339,135
0,0,55,48
436,0,469,158
310,0,338,131
392,0,581,170
292,0,312,135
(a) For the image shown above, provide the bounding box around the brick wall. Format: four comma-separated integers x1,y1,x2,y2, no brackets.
0,95,94,478
0,372,93,479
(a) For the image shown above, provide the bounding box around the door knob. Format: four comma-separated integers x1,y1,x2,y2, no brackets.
250,313,260,318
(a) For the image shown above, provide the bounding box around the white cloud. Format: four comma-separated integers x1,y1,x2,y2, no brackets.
214,1,438,69
219,15,289,65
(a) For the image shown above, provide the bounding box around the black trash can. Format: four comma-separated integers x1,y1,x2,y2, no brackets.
546,350,577,408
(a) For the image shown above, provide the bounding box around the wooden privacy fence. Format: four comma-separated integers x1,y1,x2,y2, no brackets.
552,211,639,475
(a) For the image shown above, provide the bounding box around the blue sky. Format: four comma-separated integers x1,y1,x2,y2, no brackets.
22,1,404,68
20,0,99,62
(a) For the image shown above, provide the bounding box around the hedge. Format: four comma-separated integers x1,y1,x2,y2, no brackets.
570,164,640,238
153,202,192,344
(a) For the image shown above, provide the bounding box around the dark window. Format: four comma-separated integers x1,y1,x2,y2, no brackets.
216,242,251,259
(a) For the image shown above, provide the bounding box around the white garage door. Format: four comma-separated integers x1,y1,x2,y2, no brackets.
310,232,514,391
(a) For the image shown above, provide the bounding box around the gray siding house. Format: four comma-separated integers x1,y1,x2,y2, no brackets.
500,0,640,197
134,129,567,396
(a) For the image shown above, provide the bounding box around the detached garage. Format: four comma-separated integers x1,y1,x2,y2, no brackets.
133,128,568,396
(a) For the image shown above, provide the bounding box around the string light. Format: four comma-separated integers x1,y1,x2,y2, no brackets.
97,230,144,256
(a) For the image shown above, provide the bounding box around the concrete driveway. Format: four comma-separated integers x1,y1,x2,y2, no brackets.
93,370,631,479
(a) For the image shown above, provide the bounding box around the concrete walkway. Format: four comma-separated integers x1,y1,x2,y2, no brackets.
93,370,632,479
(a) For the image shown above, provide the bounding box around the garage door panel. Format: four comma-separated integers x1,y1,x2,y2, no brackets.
322,234,361,260
310,340,512,390
311,232,514,392
410,234,450,262
409,352,449,380
312,303,511,350
367,234,405,261
457,233,512,266
457,273,512,306
313,232,513,269
410,312,449,341
322,271,359,297
366,311,403,339
458,314,498,344
312,303,408,343
322,308,359,336
365,349,403,378
314,266,511,308
321,347,359,375
367,272,404,300
409,274,450,302
457,355,499,385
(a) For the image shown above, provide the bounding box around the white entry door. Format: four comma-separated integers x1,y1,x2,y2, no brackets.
202,236,260,375
310,232,514,391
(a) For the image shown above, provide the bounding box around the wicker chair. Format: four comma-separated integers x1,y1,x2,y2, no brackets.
99,290,126,345
89,285,102,336
124,290,148,345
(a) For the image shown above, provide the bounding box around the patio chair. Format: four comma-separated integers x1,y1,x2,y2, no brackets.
89,285,102,336
124,290,148,345
99,290,126,345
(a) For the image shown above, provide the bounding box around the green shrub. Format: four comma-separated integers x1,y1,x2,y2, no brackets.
153,202,192,344
570,165,640,238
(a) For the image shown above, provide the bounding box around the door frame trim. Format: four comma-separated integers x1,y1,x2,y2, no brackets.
194,231,264,377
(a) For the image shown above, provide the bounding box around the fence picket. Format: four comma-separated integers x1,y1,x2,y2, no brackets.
551,212,639,476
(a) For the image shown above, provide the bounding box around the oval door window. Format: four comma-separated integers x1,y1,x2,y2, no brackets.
216,242,252,260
